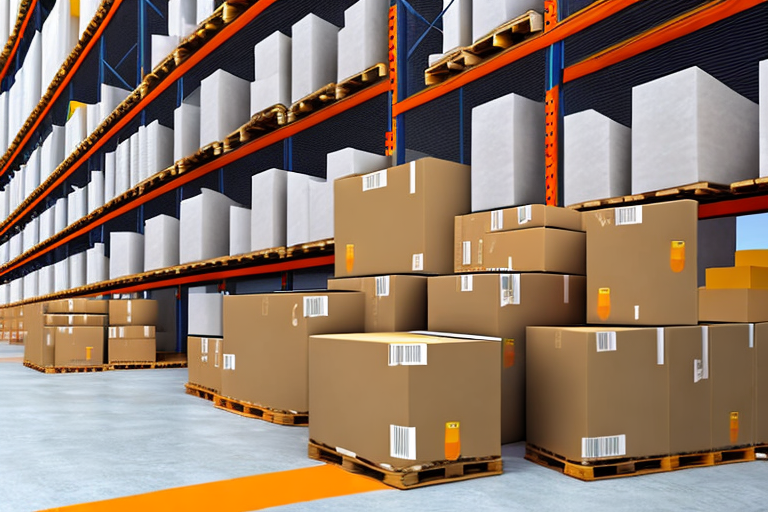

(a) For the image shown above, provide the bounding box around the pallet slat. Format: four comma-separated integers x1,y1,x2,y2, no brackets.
185,382,217,402
569,182,731,211
214,395,308,426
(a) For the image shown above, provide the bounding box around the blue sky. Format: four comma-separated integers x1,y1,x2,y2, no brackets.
737,213,768,250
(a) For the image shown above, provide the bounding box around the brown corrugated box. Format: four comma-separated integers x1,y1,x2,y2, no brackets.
22,303,49,367
479,228,586,274
309,332,500,470
108,325,156,339
44,314,108,327
585,200,698,326
188,336,223,393
699,288,768,323
47,298,109,315
735,250,768,267
221,291,365,412
427,273,585,443
327,275,427,332
109,299,158,326
705,266,768,289
755,323,768,445
526,326,669,461
50,326,106,366
334,157,470,277
108,338,157,363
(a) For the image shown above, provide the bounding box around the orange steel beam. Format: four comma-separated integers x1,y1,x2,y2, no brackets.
0,0,39,83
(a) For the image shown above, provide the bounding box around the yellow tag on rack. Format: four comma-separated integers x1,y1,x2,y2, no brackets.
670,241,685,273
67,100,87,121
445,422,460,461
597,288,611,321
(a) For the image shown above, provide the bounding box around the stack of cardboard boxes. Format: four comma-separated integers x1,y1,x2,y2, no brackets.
107,299,159,364
700,250,768,323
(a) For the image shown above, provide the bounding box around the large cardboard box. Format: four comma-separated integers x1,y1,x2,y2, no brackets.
756,323,768,445
705,266,768,289
699,288,768,323
480,228,585,275
109,300,158,326
335,158,470,277
735,250,768,267
327,275,427,332
108,326,155,339
708,324,754,449
51,326,106,366
188,336,223,393
221,292,365,412
585,200,698,326
428,273,585,443
309,332,500,469
44,314,108,327
22,302,49,367
526,326,669,461
108,339,157,363
46,298,109,315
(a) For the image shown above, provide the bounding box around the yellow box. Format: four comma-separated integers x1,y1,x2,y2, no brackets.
706,266,768,290
735,250,768,268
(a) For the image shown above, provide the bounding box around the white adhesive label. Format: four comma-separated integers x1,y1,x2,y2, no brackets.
214,340,221,368
694,359,704,383
409,161,416,194
518,205,532,225
223,354,235,370
336,447,357,458
362,169,387,191
657,328,664,365
462,241,471,266
500,274,520,306
109,327,116,338
701,326,709,380
615,205,642,226
634,305,640,320
126,300,132,324
388,344,427,366
68,299,74,312
46,333,53,347
390,425,416,460
749,324,754,348
303,296,329,318
144,326,150,338
460,275,473,292
68,315,74,325
201,338,208,354
412,253,423,271
119,327,125,338
563,275,570,304
375,276,390,297
491,210,504,231
582,434,626,459
596,331,617,352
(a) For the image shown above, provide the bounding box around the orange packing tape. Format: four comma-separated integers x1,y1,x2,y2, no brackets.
730,412,739,445
445,422,461,461
597,288,611,321
345,244,355,274
670,241,686,273
503,339,515,368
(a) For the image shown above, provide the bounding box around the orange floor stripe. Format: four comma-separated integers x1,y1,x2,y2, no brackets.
41,465,392,512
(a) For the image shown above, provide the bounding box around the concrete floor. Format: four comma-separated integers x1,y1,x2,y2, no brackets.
2,340,768,512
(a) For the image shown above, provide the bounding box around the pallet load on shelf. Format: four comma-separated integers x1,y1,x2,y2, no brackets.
108,299,159,364
151,34,180,70
251,168,288,252
229,205,251,257
251,31,292,114
308,332,502,489
110,232,145,279
700,250,768,322
291,14,339,104
632,67,758,195
287,172,324,248
187,291,224,395
472,0,542,42
174,88,201,163
144,215,180,271
86,243,109,285
199,69,251,148
179,188,239,264
337,0,388,83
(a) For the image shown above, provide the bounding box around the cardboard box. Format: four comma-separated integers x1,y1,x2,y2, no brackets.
428,273,585,443
221,292,365,412
47,298,109,315
699,288,768,323
479,228,585,275
309,332,500,470
707,324,754,449
756,323,768,445
335,158,470,277
327,275,427,332
585,200,698,326
108,325,155,339
526,326,669,461
706,266,768,289
22,303,50,367
52,326,106,366
109,300,158,326
108,338,156,363
44,314,108,327
188,336,223,393
735,250,768,268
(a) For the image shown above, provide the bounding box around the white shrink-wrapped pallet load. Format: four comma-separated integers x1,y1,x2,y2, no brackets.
41,125,66,181
88,170,105,213
188,292,223,337
199,69,251,148
24,149,41,198
100,84,130,124
23,271,38,300
10,278,21,304
115,139,131,196
196,0,216,24
67,185,87,226
87,102,101,138
39,207,54,241
0,188,8,220
105,150,116,200
23,34,42,119
443,0,472,53
22,217,39,253
251,31,292,114
144,214,180,271
9,234,21,260
286,172,324,247
11,167,24,210
168,0,197,38
69,252,87,288
145,120,174,179
38,265,54,296
471,92,545,211
109,232,145,279
86,243,109,285
337,0,388,82
0,93,8,154
632,67,759,194
309,147,388,242
564,109,630,206
65,104,88,156
179,188,238,264
229,205,251,256
251,168,288,251
151,34,180,71
174,88,201,162
291,14,339,103
54,197,68,233
130,132,141,188
42,0,78,91
0,2,8,56
0,242,7,266
78,0,100,39
54,258,70,293
760,60,767,178
472,0,542,42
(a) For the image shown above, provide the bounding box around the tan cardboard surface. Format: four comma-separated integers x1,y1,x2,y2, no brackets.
735,250,768,268
47,299,109,315
481,228,586,275
756,323,768,445
44,314,108,327
108,338,156,363
699,288,768,323
109,300,158,326
705,266,768,289
188,336,223,393
53,326,106,366
108,325,156,339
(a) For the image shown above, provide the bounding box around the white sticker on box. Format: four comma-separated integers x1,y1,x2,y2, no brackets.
144,326,150,338
303,296,328,317
694,359,704,383
412,253,423,271
109,327,116,338
375,276,390,297
491,210,504,231
362,169,387,191
634,305,640,320
563,275,570,304
701,326,709,380
214,340,221,368
749,324,754,348
201,338,208,354
460,274,473,292
615,205,642,226
390,425,416,460
46,333,52,347
119,326,125,338
657,328,664,365
223,353,235,370
518,205,532,225
68,299,74,312
68,315,73,325
581,434,626,459
127,300,132,324
462,241,471,266
388,344,427,366
596,331,617,352
336,446,357,458
500,274,520,306
409,161,416,194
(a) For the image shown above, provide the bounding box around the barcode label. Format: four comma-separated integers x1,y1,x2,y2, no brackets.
109,327,116,338
657,328,665,365
596,332,617,352
615,206,642,226
500,274,520,306
694,359,704,383
412,253,423,271
491,210,504,231
303,296,329,317
388,344,427,366
390,425,417,460
362,170,387,191
223,354,235,370
462,241,471,265
460,275,473,292
518,205,532,225
409,161,416,194
563,275,570,304
214,340,221,368
201,338,208,354
375,276,390,297
582,434,626,459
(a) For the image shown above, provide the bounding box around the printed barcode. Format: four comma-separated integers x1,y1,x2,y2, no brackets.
362,170,387,191
491,210,504,231
303,296,329,317
412,253,423,271
615,206,642,226
375,276,390,297
223,354,235,371
582,435,626,459
214,340,220,368
388,343,428,366
460,275,473,292
694,359,704,383
201,338,208,354
518,205,532,225
596,332,617,352
500,274,520,306
462,241,471,265
390,425,417,460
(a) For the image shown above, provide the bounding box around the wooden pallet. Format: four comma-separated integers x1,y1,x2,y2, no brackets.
336,63,388,100
213,395,308,426
425,10,544,86
287,83,338,123
285,238,334,258
730,177,768,195
308,440,502,489
23,360,109,374
185,382,217,402
108,359,187,370
569,181,732,211
525,443,755,481
755,445,768,459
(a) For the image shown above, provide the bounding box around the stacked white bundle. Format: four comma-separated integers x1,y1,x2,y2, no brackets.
100,84,130,125
109,232,145,279
144,121,173,179
39,208,54,241
69,252,87,288
168,0,197,38
10,279,21,303
104,151,116,200
442,0,472,53
199,70,251,148
309,148,388,242
24,149,41,198
760,60,767,178
251,31,292,114
8,234,21,260
472,0,542,42
0,284,8,305
115,139,131,196
337,0,388,82
0,188,8,220
38,265,54,296
54,197,68,233
0,94,7,154
229,205,251,256
0,2,8,58
286,172,324,247
130,132,141,187
174,88,201,162
65,105,88,156
196,0,216,24
564,109,630,206
188,292,224,337
86,103,102,137
471,92,545,211
23,271,38,300
144,214,180,271
179,188,238,264
54,259,69,293
10,167,23,211
22,34,42,120
78,0,100,39
632,67,759,194
67,185,87,226
291,14,339,103
0,242,7,266
151,34,180,71
86,243,109,285
22,218,39,253
251,168,288,251
41,125,66,181
88,170,104,213
41,0,78,92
